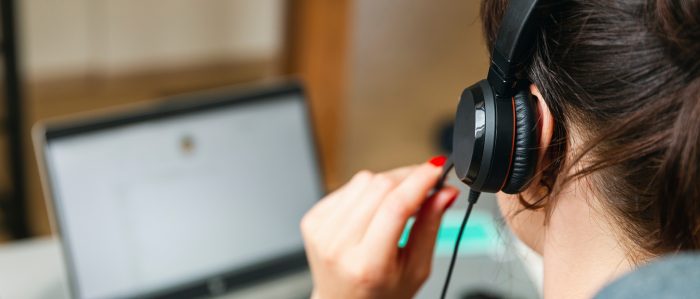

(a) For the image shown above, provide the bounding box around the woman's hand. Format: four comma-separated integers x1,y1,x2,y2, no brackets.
301,158,459,299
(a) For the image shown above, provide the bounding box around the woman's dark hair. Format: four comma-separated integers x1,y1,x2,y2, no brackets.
481,0,700,258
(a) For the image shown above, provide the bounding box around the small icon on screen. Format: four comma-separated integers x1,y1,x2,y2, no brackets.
181,135,195,154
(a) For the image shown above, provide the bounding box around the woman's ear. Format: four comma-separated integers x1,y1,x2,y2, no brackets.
531,84,555,169
493,84,553,254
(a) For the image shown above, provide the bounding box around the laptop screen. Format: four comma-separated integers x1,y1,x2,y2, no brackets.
40,85,322,298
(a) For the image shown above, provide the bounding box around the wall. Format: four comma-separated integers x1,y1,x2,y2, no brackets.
342,0,489,176
20,0,285,80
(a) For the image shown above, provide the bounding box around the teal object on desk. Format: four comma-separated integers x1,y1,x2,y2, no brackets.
399,210,501,257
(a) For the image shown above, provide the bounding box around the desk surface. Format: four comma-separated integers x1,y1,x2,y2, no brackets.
0,238,69,299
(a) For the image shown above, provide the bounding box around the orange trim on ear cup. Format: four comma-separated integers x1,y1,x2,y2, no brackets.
499,96,517,191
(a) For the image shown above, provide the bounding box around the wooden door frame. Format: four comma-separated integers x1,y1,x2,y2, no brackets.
283,0,352,188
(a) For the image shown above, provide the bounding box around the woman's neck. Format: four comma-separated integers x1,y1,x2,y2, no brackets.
542,190,634,299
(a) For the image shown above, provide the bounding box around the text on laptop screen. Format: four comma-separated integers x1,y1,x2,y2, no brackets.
43,94,322,298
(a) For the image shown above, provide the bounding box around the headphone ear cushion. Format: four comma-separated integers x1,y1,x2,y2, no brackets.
502,89,540,194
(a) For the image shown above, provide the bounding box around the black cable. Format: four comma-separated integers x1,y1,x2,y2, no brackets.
440,189,481,299
434,155,454,192
429,156,482,298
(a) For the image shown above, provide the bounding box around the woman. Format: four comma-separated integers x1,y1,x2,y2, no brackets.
301,0,700,298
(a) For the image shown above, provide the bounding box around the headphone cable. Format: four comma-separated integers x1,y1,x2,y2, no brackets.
439,189,481,299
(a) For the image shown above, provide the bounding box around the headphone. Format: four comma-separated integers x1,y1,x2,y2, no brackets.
439,2,544,297
452,0,541,194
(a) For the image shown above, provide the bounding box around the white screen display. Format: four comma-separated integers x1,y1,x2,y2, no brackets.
44,95,322,298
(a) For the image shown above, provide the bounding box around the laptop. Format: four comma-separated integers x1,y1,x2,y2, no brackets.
33,82,323,299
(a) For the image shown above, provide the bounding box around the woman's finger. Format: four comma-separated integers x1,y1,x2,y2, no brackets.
330,166,415,223
402,186,459,278
361,163,443,264
331,166,417,246
315,170,374,240
382,166,416,181
301,171,359,234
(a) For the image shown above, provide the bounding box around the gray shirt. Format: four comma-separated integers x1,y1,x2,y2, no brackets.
595,253,700,299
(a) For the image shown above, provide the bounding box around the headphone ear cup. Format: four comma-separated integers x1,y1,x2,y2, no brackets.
501,89,540,194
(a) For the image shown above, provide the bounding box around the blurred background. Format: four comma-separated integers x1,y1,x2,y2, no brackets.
0,0,488,241
0,1,543,299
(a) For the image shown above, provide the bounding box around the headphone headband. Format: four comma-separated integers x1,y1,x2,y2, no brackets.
487,0,540,97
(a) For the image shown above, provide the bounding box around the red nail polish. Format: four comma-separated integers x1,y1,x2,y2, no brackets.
428,155,447,167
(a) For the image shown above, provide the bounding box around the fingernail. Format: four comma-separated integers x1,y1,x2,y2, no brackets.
428,155,447,167
444,194,458,211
